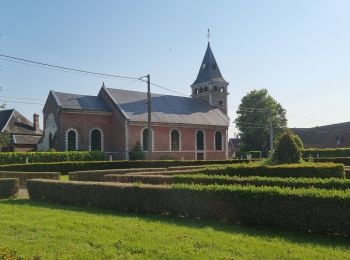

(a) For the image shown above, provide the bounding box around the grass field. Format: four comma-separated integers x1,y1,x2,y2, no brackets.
0,199,349,259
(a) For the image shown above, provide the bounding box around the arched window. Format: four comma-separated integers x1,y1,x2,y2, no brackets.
213,85,218,91
171,129,180,151
215,131,223,151
67,130,77,151
90,129,102,151
195,88,199,94
142,128,149,151
220,87,224,93
196,130,204,150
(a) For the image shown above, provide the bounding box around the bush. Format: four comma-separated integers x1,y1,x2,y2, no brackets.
103,174,350,190
293,134,304,149
0,171,60,185
0,159,254,175
272,131,301,164
208,163,345,179
129,142,145,160
0,178,19,199
27,180,350,236
302,148,350,158
0,151,105,164
70,168,168,182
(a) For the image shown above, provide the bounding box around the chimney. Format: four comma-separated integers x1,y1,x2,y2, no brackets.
33,113,40,132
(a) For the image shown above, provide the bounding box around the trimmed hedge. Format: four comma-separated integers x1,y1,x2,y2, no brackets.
103,174,350,190
0,171,60,185
313,157,350,166
0,178,19,199
69,168,167,182
0,151,105,164
0,159,252,175
302,148,350,158
27,180,350,236
202,163,345,179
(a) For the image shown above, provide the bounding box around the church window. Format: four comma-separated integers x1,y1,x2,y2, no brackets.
215,131,223,151
195,88,199,94
171,129,180,151
142,128,149,151
220,87,224,93
67,130,77,151
213,85,218,91
196,130,204,150
90,129,103,151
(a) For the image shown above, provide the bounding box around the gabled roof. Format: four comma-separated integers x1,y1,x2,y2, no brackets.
0,109,42,135
52,91,111,112
192,43,227,85
105,88,229,126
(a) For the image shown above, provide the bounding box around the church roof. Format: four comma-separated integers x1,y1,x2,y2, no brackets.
52,91,111,112
105,88,229,126
192,43,227,85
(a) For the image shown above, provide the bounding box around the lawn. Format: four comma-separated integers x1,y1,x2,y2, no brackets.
0,199,349,259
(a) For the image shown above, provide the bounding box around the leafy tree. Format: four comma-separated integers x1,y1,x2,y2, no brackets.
272,131,301,164
235,89,287,155
0,131,10,151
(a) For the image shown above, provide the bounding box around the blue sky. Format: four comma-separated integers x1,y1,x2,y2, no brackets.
1,0,350,137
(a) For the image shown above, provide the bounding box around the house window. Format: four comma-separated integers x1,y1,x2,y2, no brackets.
215,131,223,150
196,130,204,150
67,130,77,151
90,129,102,151
171,129,180,151
142,128,149,151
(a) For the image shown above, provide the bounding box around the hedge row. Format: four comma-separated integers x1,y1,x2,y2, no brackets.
0,171,60,185
0,159,252,175
0,151,105,165
203,163,345,179
313,157,350,166
69,168,168,181
302,148,350,158
27,180,350,236
103,174,350,190
0,178,19,199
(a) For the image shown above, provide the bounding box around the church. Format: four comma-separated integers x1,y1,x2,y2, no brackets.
38,42,230,160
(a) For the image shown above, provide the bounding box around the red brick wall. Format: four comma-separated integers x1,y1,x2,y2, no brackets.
128,123,227,160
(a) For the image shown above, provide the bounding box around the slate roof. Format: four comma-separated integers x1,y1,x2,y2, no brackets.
52,91,111,112
11,135,42,145
192,43,227,85
105,88,229,126
0,109,14,132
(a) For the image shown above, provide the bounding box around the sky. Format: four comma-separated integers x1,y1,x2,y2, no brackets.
1,0,350,138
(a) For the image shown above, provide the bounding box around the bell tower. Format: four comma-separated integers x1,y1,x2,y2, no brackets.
191,39,229,115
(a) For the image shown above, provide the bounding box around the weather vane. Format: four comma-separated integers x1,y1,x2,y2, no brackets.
207,28,210,43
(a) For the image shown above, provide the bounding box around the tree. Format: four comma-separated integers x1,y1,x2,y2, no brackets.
272,131,301,164
235,89,287,155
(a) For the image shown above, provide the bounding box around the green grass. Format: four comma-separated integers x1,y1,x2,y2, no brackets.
0,199,349,259
60,175,69,181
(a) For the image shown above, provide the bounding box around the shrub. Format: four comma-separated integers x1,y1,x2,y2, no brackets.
302,148,350,158
69,168,167,181
272,131,301,164
27,180,350,236
214,163,345,179
293,134,304,149
0,178,19,199
0,159,253,175
103,174,350,190
129,142,145,160
0,151,105,165
0,171,60,185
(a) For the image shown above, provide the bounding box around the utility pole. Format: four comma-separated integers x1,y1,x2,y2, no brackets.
146,74,152,160
269,108,273,152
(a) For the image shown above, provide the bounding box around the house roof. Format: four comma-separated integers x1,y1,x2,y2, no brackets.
0,109,42,135
11,134,42,145
292,122,350,148
0,109,15,132
52,91,111,112
192,43,227,85
105,88,229,126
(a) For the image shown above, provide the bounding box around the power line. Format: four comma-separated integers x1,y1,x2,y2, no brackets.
0,99,44,105
0,95,46,101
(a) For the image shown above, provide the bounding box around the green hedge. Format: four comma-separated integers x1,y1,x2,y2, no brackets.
302,148,350,158
0,151,105,164
0,178,19,199
312,157,350,166
103,174,350,190
0,159,252,175
0,171,60,185
202,163,345,179
69,168,168,181
27,180,350,236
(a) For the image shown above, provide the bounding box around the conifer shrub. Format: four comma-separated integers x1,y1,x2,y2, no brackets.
272,131,301,164
0,178,19,199
129,142,145,160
